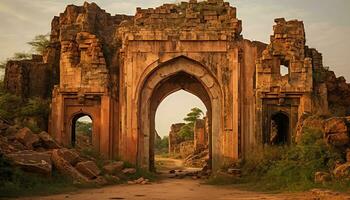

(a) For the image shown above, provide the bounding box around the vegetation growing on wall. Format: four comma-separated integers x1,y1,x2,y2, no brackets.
178,107,203,141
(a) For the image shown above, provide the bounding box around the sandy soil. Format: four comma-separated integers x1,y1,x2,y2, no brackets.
14,157,350,200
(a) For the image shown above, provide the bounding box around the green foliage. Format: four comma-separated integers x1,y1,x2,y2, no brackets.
209,127,347,192
155,136,169,154
19,98,50,119
178,107,203,141
76,121,92,135
0,93,22,120
27,34,50,55
178,123,194,141
183,107,203,124
0,155,76,198
12,52,32,60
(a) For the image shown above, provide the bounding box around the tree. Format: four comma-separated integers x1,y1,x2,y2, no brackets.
178,107,204,141
27,34,50,55
12,52,31,60
183,107,203,125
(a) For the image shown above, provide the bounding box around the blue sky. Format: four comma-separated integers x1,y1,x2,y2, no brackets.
0,0,349,136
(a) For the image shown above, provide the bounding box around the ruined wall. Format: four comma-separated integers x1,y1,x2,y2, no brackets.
194,119,208,151
4,0,345,171
168,123,185,155
256,18,313,145
4,55,50,98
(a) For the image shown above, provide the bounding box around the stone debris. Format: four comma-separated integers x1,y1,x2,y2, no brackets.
15,127,40,149
76,161,101,179
7,150,52,176
103,161,124,175
122,168,137,175
314,171,331,184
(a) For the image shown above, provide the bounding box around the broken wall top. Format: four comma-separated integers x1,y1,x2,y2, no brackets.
119,0,242,41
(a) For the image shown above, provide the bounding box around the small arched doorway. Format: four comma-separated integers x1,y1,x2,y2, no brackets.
71,114,93,149
270,112,290,145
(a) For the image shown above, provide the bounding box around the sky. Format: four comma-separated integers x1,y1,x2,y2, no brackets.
0,0,349,136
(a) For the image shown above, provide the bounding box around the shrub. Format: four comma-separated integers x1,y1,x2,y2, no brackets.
212,127,346,192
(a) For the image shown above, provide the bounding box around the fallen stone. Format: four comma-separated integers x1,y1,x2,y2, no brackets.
227,168,241,176
103,161,124,175
55,148,81,166
15,127,40,149
134,177,144,184
76,161,101,179
7,150,52,176
94,176,108,185
38,131,60,149
51,149,89,183
122,168,137,174
333,162,350,178
314,171,331,184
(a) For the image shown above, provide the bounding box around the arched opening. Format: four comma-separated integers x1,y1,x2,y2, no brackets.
270,112,289,145
71,114,93,150
280,65,289,76
138,56,222,171
154,90,208,172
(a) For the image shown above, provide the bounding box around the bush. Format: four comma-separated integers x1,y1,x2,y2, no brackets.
155,136,169,154
211,127,346,192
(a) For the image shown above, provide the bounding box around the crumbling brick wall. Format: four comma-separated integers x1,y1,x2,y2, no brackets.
4,55,50,98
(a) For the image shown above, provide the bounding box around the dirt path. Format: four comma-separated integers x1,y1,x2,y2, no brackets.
16,178,349,200
14,157,350,200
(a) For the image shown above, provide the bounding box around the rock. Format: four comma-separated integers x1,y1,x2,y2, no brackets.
76,161,101,179
314,171,331,184
333,162,350,178
324,118,348,135
122,168,137,174
7,150,52,176
15,127,40,149
227,168,241,176
94,176,108,185
55,148,81,166
103,161,124,174
38,131,60,149
346,149,350,162
134,177,144,184
324,118,350,147
51,149,89,183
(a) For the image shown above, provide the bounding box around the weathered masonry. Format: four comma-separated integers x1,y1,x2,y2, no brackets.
4,0,338,171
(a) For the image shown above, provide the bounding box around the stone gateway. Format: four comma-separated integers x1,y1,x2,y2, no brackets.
4,0,341,171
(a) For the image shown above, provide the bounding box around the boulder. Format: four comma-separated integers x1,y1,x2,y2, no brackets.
55,148,81,166
122,168,137,174
324,118,348,135
324,118,350,147
76,161,101,179
103,161,124,175
15,127,40,149
51,149,89,183
7,150,52,176
38,131,60,149
314,171,331,184
327,133,350,147
333,162,350,178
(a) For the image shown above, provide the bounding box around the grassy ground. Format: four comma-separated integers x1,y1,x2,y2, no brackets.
207,127,350,192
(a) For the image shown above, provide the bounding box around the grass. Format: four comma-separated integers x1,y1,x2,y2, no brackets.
207,127,349,192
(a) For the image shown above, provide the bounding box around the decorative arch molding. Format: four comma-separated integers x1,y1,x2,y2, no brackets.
137,56,223,170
